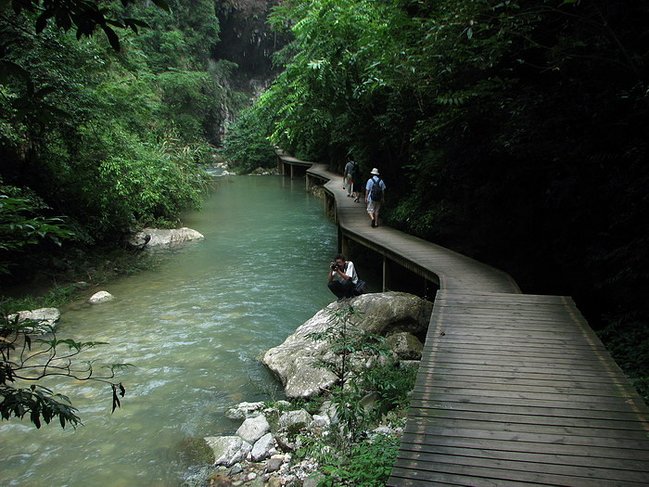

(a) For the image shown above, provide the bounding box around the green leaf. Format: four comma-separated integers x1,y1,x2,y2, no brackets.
101,24,121,51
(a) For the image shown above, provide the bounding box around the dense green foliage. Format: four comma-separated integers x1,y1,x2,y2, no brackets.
318,434,400,487
308,305,416,433
220,106,278,173
226,0,649,399
0,0,250,279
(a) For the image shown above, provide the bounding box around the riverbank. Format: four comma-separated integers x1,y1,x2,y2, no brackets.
185,398,406,487
183,292,431,486
1,243,163,314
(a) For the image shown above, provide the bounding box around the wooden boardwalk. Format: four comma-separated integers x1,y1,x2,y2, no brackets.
279,154,649,486
304,161,519,294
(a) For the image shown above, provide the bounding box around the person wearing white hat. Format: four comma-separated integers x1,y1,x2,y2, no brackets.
365,168,386,227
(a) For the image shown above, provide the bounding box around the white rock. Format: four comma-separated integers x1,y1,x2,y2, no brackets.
129,227,204,248
266,457,283,472
310,414,330,429
251,433,274,462
319,401,339,425
225,401,265,420
236,414,270,444
372,425,394,436
279,409,312,430
204,436,252,467
386,331,424,359
88,291,114,304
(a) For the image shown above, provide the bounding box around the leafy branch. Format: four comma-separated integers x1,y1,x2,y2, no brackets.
1,0,171,51
1,313,131,428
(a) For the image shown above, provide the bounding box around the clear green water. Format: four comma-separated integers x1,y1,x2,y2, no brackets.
0,175,337,487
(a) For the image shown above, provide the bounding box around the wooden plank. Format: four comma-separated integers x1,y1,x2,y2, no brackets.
421,336,606,351
406,406,649,431
404,417,649,442
412,377,641,399
439,290,570,301
418,350,611,367
393,450,649,483
388,466,547,487
408,399,648,422
401,423,649,450
413,372,634,392
390,462,647,487
396,447,649,480
414,365,633,387
435,297,572,307
420,345,608,359
410,388,644,411
417,358,615,376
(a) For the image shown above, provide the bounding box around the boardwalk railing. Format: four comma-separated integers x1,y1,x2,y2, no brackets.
278,152,649,486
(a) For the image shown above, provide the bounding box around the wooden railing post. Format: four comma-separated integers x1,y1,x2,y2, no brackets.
339,230,349,257
382,256,389,291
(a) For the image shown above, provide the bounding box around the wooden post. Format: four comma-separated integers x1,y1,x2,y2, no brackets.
382,256,389,291
340,231,350,257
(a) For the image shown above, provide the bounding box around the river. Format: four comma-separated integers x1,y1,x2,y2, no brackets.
0,175,337,486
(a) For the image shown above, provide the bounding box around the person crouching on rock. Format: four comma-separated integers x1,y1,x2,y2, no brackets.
327,254,359,300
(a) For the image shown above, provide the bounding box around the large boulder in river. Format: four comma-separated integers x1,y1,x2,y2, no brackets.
128,227,204,248
262,292,432,398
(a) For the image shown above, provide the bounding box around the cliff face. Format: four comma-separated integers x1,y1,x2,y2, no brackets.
213,0,287,91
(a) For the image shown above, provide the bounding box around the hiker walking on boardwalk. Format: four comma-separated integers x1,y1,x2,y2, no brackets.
327,254,361,299
343,155,355,196
351,159,362,202
365,168,386,227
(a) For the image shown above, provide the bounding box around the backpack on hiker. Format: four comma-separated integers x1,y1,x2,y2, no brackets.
369,177,383,202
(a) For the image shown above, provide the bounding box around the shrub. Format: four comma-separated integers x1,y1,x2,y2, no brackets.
220,107,277,174
318,434,400,486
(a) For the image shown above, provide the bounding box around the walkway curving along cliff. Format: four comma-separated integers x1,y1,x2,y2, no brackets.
278,152,649,486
